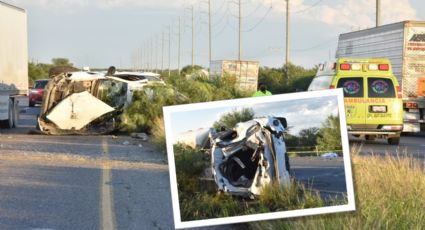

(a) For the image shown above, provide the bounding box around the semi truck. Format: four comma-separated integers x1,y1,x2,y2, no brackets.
336,21,425,132
210,60,259,92
0,1,28,128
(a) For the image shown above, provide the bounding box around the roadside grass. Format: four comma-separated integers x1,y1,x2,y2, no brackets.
250,151,425,230
119,75,251,151
174,144,346,222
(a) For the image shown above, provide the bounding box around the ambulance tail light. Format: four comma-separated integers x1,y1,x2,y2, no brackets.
368,64,378,71
329,85,335,89
396,86,402,98
340,63,350,70
405,102,418,109
379,64,389,71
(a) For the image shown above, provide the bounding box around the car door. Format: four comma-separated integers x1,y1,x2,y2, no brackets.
336,77,367,125
365,77,403,125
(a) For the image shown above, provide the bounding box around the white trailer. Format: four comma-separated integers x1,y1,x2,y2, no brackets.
336,21,425,132
210,60,259,92
0,1,28,128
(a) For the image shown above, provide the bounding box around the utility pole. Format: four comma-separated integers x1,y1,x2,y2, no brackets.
168,25,171,77
161,30,165,72
376,0,381,27
285,0,290,78
208,0,212,65
155,35,159,73
178,17,181,75
238,0,242,60
150,38,154,72
191,5,195,67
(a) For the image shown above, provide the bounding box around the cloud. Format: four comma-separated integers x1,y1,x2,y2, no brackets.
267,0,417,29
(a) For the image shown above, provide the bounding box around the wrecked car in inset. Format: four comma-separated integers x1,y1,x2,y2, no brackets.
38,67,165,135
178,116,291,198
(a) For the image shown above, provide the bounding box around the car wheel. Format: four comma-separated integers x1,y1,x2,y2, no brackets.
388,137,400,145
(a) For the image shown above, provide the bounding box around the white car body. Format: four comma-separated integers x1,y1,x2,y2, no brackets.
210,117,290,197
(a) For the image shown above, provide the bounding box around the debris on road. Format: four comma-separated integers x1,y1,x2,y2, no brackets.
321,152,339,158
123,141,130,145
130,132,149,141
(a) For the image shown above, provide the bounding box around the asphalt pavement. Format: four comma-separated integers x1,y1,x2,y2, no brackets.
9,104,422,229
0,106,242,230
349,134,425,160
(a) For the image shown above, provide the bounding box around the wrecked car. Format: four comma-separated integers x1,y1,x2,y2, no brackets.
210,116,291,197
178,116,291,197
38,67,165,135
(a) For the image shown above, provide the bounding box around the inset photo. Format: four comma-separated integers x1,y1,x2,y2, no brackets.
163,89,355,229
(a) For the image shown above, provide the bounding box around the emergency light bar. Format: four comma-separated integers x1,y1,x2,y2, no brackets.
340,63,390,71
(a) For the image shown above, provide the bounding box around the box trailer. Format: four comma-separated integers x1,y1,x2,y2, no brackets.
210,60,259,92
336,21,425,132
0,1,28,128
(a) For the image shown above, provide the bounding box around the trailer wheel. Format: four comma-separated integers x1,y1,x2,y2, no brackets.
388,137,400,145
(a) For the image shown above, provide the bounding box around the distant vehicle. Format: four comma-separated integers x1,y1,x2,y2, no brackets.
336,21,425,133
37,69,166,135
0,2,28,128
29,79,49,107
308,58,403,145
210,60,259,92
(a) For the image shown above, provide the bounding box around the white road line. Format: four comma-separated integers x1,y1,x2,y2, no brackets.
100,137,116,230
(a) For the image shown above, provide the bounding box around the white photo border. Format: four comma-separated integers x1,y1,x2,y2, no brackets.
163,89,355,229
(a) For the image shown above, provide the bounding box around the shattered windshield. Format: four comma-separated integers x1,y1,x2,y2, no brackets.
96,79,127,108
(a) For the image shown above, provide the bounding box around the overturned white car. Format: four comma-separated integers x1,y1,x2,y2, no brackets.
210,117,291,197
38,67,165,135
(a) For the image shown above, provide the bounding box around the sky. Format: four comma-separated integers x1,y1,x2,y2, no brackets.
6,0,425,69
169,95,339,143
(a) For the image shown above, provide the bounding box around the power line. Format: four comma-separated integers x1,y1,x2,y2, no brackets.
292,37,336,52
292,0,323,14
245,6,273,32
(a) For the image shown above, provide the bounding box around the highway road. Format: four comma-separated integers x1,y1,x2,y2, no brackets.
349,134,425,160
1,106,244,230
1,104,422,229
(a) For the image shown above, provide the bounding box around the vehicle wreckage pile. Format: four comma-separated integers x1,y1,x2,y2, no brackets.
177,116,291,197
38,67,165,135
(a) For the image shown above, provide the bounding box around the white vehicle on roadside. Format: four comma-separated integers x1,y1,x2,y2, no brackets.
37,68,166,135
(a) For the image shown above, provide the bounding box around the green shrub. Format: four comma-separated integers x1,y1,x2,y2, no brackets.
212,108,255,130
173,145,333,222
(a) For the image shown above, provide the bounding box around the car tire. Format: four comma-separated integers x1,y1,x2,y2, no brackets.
29,101,35,107
388,137,400,145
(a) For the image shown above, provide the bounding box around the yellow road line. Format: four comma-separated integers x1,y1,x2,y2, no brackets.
100,137,116,230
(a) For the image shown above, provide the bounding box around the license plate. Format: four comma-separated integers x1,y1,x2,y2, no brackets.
370,105,387,113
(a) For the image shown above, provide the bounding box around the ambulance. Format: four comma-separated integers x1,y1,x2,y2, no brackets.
308,58,403,145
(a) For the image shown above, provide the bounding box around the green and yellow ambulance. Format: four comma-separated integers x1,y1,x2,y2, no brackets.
308,58,403,145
